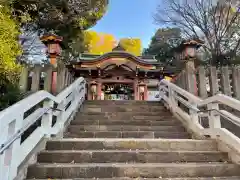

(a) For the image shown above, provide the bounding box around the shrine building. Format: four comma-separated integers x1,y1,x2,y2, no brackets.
67,44,177,101
40,34,201,100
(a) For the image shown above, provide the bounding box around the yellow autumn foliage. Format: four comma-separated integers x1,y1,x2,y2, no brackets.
0,7,22,84
119,38,142,56
84,31,116,55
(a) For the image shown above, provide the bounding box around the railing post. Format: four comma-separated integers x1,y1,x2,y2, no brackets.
53,100,66,137
207,103,221,129
169,88,177,113
189,102,199,124
8,114,24,180
41,100,54,137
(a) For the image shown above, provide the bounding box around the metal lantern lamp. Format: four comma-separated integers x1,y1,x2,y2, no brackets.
186,46,196,58
139,81,145,100
90,81,97,94
139,82,145,93
40,34,63,67
183,39,204,59
90,81,97,100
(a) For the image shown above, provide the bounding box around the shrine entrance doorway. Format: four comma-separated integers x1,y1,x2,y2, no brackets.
102,83,134,100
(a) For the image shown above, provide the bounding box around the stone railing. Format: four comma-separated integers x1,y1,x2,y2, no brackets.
0,77,86,180
173,65,240,100
159,79,240,163
19,64,74,95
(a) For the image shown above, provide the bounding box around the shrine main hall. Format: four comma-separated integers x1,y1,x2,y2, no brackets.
67,45,175,101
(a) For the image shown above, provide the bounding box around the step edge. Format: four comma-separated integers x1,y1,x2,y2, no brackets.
31,162,237,168
48,138,215,142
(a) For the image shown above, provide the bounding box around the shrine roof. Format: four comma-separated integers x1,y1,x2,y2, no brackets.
77,51,161,65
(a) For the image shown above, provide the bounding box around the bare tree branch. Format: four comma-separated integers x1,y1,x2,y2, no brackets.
154,0,240,65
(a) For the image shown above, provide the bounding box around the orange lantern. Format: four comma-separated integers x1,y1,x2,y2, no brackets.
139,82,145,93
90,81,97,94
40,34,63,66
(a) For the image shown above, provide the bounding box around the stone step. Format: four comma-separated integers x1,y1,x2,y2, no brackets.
25,177,240,180
64,131,190,139
76,114,174,121
70,119,182,126
26,163,240,178
78,111,172,116
46,139,217,151
84,100,162,105
37,150,228,164
83,105,166,113
67,125,186,132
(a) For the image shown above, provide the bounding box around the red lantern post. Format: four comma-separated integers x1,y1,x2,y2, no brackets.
40,34,63,94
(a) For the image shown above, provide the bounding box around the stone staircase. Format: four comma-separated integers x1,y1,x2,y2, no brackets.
26,100,240,179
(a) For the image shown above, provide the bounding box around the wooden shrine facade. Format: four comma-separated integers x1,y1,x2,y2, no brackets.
67,49,174,101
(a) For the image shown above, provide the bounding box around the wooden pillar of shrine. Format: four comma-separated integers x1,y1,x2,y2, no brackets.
87,82,92,100
134,79,138,100
97,80,102,100
144,85,148,100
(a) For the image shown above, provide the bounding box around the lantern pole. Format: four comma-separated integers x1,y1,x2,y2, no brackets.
40,33,63,94
182,39,203,95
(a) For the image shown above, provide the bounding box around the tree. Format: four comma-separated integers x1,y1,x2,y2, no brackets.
84,31,116,55
0,6,22,110
143,27,182,63
119,38,142,56
10,0,109,62
0,7,22,84
155,0,240,65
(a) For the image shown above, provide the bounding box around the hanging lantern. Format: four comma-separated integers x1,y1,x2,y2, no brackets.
139,82,145,93
90,81,97,93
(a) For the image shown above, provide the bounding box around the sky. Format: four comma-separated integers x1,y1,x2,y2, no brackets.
90,0,160,48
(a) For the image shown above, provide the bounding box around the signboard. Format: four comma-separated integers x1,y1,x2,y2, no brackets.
147,91,161,101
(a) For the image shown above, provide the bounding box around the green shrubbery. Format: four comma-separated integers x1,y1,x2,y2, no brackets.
0,81,21,111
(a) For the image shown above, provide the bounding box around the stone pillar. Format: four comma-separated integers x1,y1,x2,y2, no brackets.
31,66,41,92
232,66,240,100
64,70,69,88
198,66,208,98
19,66,29,93
185,59,197,95
209,66,219,96
220,66,231,96
44,66,53,92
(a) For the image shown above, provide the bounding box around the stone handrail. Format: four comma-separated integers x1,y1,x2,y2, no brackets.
159,79,240,158
0,77,86,180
